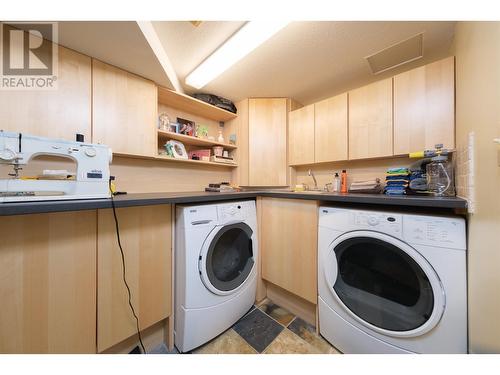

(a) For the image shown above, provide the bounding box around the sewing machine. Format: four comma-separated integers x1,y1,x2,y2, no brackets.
0,131,112,202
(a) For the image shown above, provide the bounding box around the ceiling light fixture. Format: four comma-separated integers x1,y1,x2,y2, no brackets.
185,21,289,89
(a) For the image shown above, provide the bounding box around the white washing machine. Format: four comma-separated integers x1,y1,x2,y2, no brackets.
175,200,258,352
318,207,467,354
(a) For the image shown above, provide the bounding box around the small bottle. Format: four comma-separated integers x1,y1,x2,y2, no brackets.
217,130,225,143
340,170,348,193
333,172,340,192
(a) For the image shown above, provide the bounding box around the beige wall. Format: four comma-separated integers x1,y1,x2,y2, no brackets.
452,21,500,353
293,156,413,189
0,156,231,194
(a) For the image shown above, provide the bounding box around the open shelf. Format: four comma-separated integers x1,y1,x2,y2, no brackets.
157,130,237,150
114,152,238,168
157,87,237,122
155,155,238,168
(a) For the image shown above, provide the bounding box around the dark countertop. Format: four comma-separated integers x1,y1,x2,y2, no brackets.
0,190,467,216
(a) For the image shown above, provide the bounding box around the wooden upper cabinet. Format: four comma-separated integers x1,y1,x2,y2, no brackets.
92,60,157,157
260,198,318,304
248,98,288,186
0,45,91,141
289,104,315,165
314,93,348,163
348,78,393,160
394,56,455,154
97,205,172,352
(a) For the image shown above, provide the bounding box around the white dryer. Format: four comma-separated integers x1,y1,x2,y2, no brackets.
318,207,467,354
175,200,258,352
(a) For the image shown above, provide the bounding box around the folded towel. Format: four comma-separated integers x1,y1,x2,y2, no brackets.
385,179,409,185
384,189,407,195
386,167,409,174
385,187,406,191
349,178,381,187
386,175,410,181
409,170,425,179
409,178,427,191
349,185,383,194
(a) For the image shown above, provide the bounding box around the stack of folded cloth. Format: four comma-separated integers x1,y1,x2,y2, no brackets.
348,178,382,194
408,169,428,193
384,167,410,195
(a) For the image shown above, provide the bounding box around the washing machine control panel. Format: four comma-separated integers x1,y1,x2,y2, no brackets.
352,212,403,237
217,201,254,223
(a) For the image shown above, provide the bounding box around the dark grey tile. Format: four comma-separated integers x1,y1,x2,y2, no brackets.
233,308,284,353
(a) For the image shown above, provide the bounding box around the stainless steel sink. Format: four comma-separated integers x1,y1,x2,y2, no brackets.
280,189,326,194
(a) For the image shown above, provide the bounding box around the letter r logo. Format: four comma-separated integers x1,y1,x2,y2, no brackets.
1,23,54,76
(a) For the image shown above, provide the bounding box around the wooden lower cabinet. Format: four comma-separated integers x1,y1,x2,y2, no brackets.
97,205,172,352
260,198,318,304
0,211,97,353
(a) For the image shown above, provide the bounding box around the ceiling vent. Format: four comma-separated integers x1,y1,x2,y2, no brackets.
365,33,424,75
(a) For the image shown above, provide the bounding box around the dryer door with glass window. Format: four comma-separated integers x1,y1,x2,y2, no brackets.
199,222,255,296
324,231,445,338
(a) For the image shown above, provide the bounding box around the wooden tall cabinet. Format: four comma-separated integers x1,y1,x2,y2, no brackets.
348,78,393,160
0,45,91,141
0,212,97,353
394,56,455,154
97,205,172,352
231,98,294,187
92,60,157,157
260,198,318,304
289,104,315,166
314,93,348,163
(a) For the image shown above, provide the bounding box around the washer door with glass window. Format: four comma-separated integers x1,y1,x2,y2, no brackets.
324,231,445,338
199,222,255,296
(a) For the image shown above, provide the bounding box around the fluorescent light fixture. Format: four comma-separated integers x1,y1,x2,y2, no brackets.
185,21,289,89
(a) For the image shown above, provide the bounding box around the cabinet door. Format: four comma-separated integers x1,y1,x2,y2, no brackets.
0,45,91,141
314,93,348,163
289,104,315,166
248,98,288,186
261,198,318,304
92,60,157,157
97,205,172,352
394,56,455,154
349,78,393,159
0,211,97,353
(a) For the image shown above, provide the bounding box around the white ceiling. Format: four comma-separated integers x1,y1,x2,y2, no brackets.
153,21,456,105
23,21,177,89
152,21,246,81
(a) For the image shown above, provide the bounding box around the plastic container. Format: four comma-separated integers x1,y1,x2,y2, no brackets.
426,155,455,196
333,172,340,192
340,170,348,193
212,146,224,157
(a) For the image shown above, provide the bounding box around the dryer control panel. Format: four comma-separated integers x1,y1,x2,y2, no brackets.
403,215,466,250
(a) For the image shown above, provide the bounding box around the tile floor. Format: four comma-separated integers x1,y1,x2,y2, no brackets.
190,299,341,354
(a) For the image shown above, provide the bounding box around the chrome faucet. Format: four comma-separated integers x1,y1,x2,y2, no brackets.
308,169,319,191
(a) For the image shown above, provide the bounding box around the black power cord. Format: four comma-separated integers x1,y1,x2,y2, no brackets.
109,180,146,354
